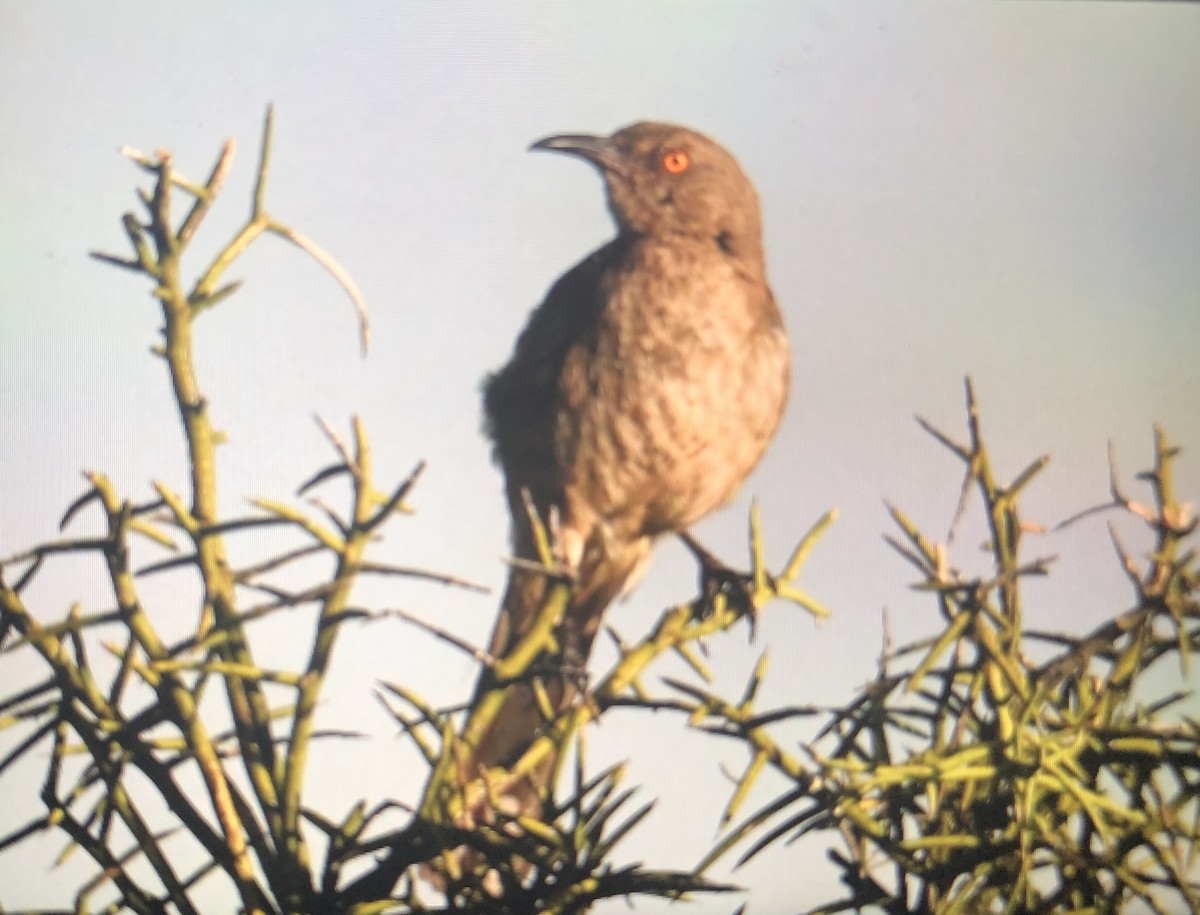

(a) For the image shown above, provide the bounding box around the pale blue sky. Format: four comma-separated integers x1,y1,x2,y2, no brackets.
2,4,1199,912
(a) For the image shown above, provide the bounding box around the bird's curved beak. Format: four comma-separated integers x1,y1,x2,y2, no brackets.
530,133,629,179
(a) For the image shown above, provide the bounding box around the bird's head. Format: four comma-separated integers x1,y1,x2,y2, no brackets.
531,122,764,268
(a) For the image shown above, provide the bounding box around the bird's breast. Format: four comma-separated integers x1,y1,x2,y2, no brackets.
558,238,789,536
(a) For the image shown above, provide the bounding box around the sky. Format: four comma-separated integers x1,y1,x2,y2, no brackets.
2,3,1199,913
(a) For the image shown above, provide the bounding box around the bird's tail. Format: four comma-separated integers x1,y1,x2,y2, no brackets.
458,532,650,820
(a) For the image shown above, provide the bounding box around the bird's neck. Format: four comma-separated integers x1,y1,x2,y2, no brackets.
616,227,766,281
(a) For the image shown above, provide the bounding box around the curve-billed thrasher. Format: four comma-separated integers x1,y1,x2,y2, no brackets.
464,121,790,822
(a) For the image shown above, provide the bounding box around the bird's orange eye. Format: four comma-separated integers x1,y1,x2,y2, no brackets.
661,149,689,174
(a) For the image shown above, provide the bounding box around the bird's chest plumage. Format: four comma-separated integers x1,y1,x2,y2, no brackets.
557,239,789,536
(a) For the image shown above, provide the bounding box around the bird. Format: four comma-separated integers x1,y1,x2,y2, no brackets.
460,121,791,832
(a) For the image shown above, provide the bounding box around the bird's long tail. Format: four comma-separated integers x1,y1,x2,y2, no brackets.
457,527,649,821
